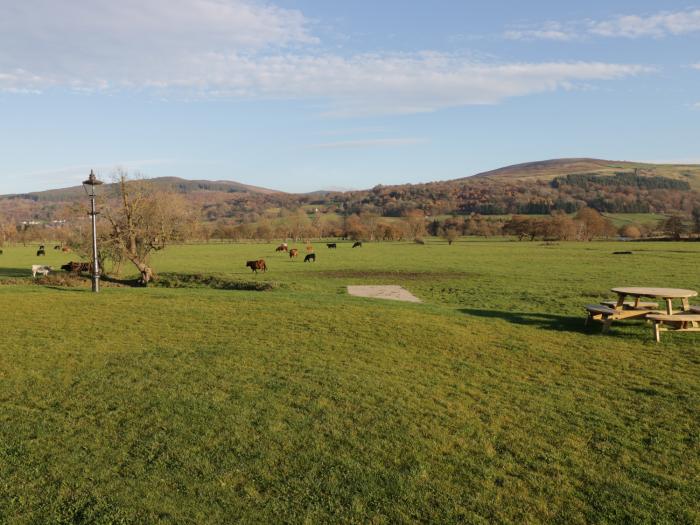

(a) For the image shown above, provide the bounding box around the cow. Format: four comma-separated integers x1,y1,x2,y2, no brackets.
39,245,45,250
54,245,61,250
31,264,52,278
352,241,362,248
36,249,46,256
246,259,267,273
289,248,299,258
0,249,3,255
61,261,90,273
62,246,71,252
304,253,316,263
275,244,288,252
326,243,337,249
306,244,314,252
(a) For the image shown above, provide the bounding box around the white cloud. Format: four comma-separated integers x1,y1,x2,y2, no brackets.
0,1,653,116
504,22,575,41
508,9,700,41
590,9,700,38
691,102,700,110
691,63,700,70
308,138,428,150
3,159,173,193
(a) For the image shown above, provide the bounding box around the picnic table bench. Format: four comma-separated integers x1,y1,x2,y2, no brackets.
586,287,699,340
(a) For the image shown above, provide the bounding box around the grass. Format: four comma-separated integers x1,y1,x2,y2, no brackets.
0,240,698,523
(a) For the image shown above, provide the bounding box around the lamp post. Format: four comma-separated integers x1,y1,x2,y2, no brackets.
82,170,103,292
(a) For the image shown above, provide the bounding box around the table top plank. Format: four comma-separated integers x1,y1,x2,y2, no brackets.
612,287,698,299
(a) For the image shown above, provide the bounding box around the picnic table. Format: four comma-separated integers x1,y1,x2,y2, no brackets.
611,287,698,315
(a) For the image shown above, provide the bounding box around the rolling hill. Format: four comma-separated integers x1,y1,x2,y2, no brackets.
468,158,700,189
1,176,280,203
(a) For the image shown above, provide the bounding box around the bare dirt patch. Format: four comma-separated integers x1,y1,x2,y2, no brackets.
347,285,421,303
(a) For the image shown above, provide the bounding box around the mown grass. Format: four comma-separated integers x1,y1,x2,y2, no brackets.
0,240,698,523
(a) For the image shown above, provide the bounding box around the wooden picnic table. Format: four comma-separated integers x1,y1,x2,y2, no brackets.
611,287,698,315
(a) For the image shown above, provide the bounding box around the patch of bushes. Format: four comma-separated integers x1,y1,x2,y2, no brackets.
0,273,90,287
156,273,277,291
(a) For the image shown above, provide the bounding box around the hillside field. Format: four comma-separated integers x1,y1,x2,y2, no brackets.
0,240,698,523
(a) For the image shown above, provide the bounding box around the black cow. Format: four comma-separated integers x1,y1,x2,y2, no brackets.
326,243,337,249
304,253,316,262
54,245,61,250
36,249,46,256
61,261,90,273
352,241,362,248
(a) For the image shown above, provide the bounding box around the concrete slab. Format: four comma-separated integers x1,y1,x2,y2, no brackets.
347,285,421,303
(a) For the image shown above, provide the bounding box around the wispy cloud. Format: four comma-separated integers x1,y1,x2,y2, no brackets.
504,22,575,41
506,8,700,41
691,102,700,110
0,1,654,116
590,9,700,38
308,138,428,150
691,63,700,70
2,159,173,193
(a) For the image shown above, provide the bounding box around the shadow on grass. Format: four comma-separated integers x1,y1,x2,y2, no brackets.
0,268,34,278
459,308,644,337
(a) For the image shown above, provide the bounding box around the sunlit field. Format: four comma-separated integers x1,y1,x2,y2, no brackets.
1,240,698,523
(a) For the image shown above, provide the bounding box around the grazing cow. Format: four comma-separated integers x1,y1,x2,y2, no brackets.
39,245,45,250
304,253,316,263
246,259,267,273
61,261,90,273
36,249,46,256
31,264,52,278
54,245,61,250
326,243,337,249
289,248,299,258
275,244,288,252
352,241,362,248
62,246,71,252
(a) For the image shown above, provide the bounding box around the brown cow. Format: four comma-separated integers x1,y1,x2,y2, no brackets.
246,259,267,273
289,248,299,258
275,244,288,252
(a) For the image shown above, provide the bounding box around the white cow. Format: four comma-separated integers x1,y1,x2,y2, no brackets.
31,265,52,278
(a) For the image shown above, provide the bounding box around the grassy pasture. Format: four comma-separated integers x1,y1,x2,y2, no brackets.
0,240,698,524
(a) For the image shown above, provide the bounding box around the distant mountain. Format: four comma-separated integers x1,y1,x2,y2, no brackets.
467,158,700,189
1,176,280,202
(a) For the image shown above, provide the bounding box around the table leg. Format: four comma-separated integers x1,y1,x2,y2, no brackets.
634,296,640,308
615,294,626,311
665,298,673,315
681,297,690,311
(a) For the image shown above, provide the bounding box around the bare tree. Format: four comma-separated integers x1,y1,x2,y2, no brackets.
103,173,194,285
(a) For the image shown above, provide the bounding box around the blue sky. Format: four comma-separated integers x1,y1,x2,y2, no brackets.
0,0,699,193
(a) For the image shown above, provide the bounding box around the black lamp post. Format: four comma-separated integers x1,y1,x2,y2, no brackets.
82,170,103,292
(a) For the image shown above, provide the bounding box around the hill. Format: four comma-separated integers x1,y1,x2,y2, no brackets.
468,158,700,189
1,176,280,203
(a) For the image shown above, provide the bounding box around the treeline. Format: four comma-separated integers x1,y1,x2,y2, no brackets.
552,172,691,191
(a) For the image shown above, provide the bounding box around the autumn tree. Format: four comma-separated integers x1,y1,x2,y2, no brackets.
102,174,195,285
659,214,689,241
441,226,459,245
575,207,614,241
692,207,700,237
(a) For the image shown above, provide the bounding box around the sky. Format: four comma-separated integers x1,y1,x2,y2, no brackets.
0,0,699,194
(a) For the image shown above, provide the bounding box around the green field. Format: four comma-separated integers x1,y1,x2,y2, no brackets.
1,240,698,523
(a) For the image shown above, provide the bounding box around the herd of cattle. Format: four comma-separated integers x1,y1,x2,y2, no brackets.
246,241,363,273
14,240,366,278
